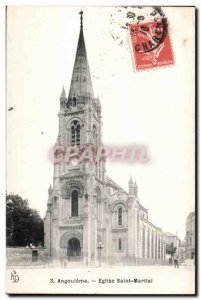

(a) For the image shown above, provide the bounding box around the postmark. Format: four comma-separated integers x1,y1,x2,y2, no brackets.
110,7,167,45
129,19,174,70
110,6,174,70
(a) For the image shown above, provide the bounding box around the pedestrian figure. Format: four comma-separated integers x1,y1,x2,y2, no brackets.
174,255,179,268
169,257,172,266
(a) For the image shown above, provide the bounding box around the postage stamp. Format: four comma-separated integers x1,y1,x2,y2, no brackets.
129,19,174,71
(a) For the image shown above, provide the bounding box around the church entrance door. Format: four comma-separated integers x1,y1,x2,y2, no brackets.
67,238,81,261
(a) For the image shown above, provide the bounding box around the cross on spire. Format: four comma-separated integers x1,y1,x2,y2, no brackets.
79,10,83,29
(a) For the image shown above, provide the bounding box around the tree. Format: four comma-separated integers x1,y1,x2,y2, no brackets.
166,242,177,258
6,194,44,247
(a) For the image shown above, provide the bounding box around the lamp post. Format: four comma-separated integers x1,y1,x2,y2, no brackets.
97,241,104,267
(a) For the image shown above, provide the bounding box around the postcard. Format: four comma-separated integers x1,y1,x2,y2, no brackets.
6,6,196,295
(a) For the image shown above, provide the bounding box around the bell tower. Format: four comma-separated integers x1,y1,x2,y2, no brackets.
44,11,106,266
55,10,103,175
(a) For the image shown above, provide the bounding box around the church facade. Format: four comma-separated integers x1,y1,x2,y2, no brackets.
44,12,166,266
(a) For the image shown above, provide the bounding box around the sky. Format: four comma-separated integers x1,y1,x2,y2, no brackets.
6,6,195,240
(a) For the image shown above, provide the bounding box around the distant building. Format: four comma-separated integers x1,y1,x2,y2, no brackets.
165,232,180,255
185,212,195,259
178,241,186,262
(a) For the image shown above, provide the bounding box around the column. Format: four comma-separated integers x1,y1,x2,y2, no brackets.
93,195,98,265
87,194,92,266
161,236,164,260
139,224,144,258
155,233,158,260
142,224,146,259
127,200,134,260
147,229,150,259
153,231,155,260
134,208,138,259
164,240,166,259
144,227,147,260
158,235,161,260
152,231,154,259
156,232,158,260
137,212,140,259
83,194,89,265
150,231,152,259
107,210,112,264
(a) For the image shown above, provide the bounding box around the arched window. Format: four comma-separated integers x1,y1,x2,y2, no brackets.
118,238,122,251
93,125,97,143
71,120,80,146
53,196,58,207
96,188,101,202
71,190,78,217
118,207,123,226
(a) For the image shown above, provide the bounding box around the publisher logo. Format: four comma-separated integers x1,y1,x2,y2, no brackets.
10,270,19,283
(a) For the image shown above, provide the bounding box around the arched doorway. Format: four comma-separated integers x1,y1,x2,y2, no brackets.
67,238,81,258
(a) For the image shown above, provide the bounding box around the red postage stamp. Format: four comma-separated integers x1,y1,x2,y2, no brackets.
129,19,174,71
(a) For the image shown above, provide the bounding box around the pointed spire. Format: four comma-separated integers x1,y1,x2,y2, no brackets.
60,86,66,99
129,176,134,185
96,97,101,107
134,181,138,198
48,185,53,195
128,176,134,194
128,177,138,198
68,11,94,103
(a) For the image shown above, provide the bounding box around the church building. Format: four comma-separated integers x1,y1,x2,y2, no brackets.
44,12,166,266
